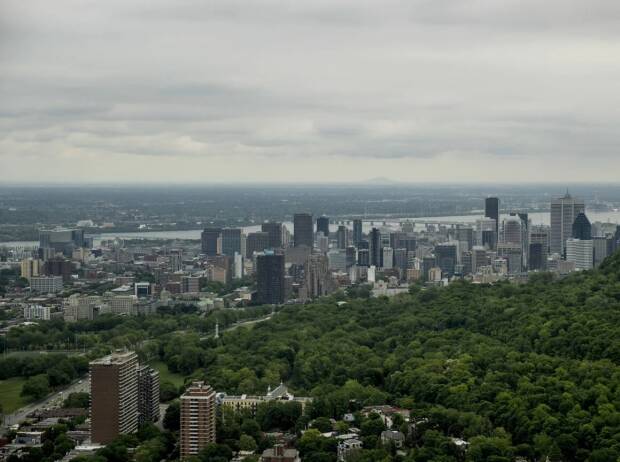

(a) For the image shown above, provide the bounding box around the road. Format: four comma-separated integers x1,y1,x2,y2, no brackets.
199,313,274,340
1,377,90,432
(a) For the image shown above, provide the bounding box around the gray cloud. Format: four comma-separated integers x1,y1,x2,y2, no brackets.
1,0,620,182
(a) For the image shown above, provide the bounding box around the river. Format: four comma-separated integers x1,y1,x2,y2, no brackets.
2,210,620,249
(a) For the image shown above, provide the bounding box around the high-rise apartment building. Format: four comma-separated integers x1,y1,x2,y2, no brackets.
137,365,160,425
550,193,585,256
201,228,221,256
180,382,216,459
485,197,500,236
294,213,314,248
90,351,139,444
261,222,283,249
316,216,330,239
302,254,332,300
256,253,285,305
20,258,41,281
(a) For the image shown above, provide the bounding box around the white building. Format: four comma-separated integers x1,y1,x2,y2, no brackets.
566,239,593,270
30,276,63,294
23,305,51,321
382,247,394,269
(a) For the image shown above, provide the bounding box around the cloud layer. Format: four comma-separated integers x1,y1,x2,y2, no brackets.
1,0,620,183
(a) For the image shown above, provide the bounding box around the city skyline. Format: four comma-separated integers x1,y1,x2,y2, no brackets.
2,0,620,183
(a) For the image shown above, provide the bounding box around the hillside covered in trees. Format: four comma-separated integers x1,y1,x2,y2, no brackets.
162,252,620,461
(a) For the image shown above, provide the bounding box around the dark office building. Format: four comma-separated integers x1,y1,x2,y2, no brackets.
246,232,270,258
422,256,436,281
485,197,500,236
369,228,382,267
39,228,85,258
44,258,74,282
352,219,363,246
481,230,496,249
529,243,545,271
336,225,347,249
345,246,357,268
393,248,409,273
221,228,242,257
261,222,283,249
256,254,286,305
572,212,592,240
357,249,370,267
294,213,313,248
316,216,330,238
201,228,221,256
435,243,457,278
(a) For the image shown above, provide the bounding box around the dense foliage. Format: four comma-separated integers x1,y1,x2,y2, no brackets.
152,252,620,461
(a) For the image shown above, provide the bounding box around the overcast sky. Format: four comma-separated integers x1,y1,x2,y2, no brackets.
1,0,620,184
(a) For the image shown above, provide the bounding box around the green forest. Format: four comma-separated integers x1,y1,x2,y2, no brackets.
2,252,620,461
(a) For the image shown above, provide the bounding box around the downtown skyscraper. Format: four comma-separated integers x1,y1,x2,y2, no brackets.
550,193,585,256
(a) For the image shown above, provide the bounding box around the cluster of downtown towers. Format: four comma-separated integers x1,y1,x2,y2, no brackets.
198,193,620,305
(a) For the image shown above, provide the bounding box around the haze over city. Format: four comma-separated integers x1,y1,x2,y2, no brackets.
2,0,620,183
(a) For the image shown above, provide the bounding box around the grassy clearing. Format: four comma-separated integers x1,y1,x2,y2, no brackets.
0,377,27,414
149,360,185,388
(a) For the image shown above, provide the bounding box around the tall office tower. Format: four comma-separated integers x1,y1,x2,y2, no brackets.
352,219,363,246
572,212,592,240
593,236,614,267
566,238,593,270
221,228,242,257
471,246,488,274
294,213,314,248
261,222,283,249
234,252,244,279
476,218,497,249
20,258,41,281
303,254,331,300
180,382,216,459
137,365,160,425
529,243,545,271
256,253,285,305
518,213,530,271
316,216,330,239
421,256,436,281
316,233,329,253
345,246,357,269
382,247,394,269
550,193,585,256
389,232,406,250
393,248,409,272
246,232,270,258
327,250,347,272
456,226,474,251
497,243,523,274
485,197,500,236
530,226,550,255
435,243,457,278
357,249,370,267
502,216,522,245
336,225,348,249
201,228,221,256
461,251,472,275
369,228,382,267
90,351,139,444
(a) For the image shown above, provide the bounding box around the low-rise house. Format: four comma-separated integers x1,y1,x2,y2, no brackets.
381,430,405,448
337,439,362,461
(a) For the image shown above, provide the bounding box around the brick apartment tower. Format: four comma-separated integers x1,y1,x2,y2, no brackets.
180,381,216,459
90,351,139,444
